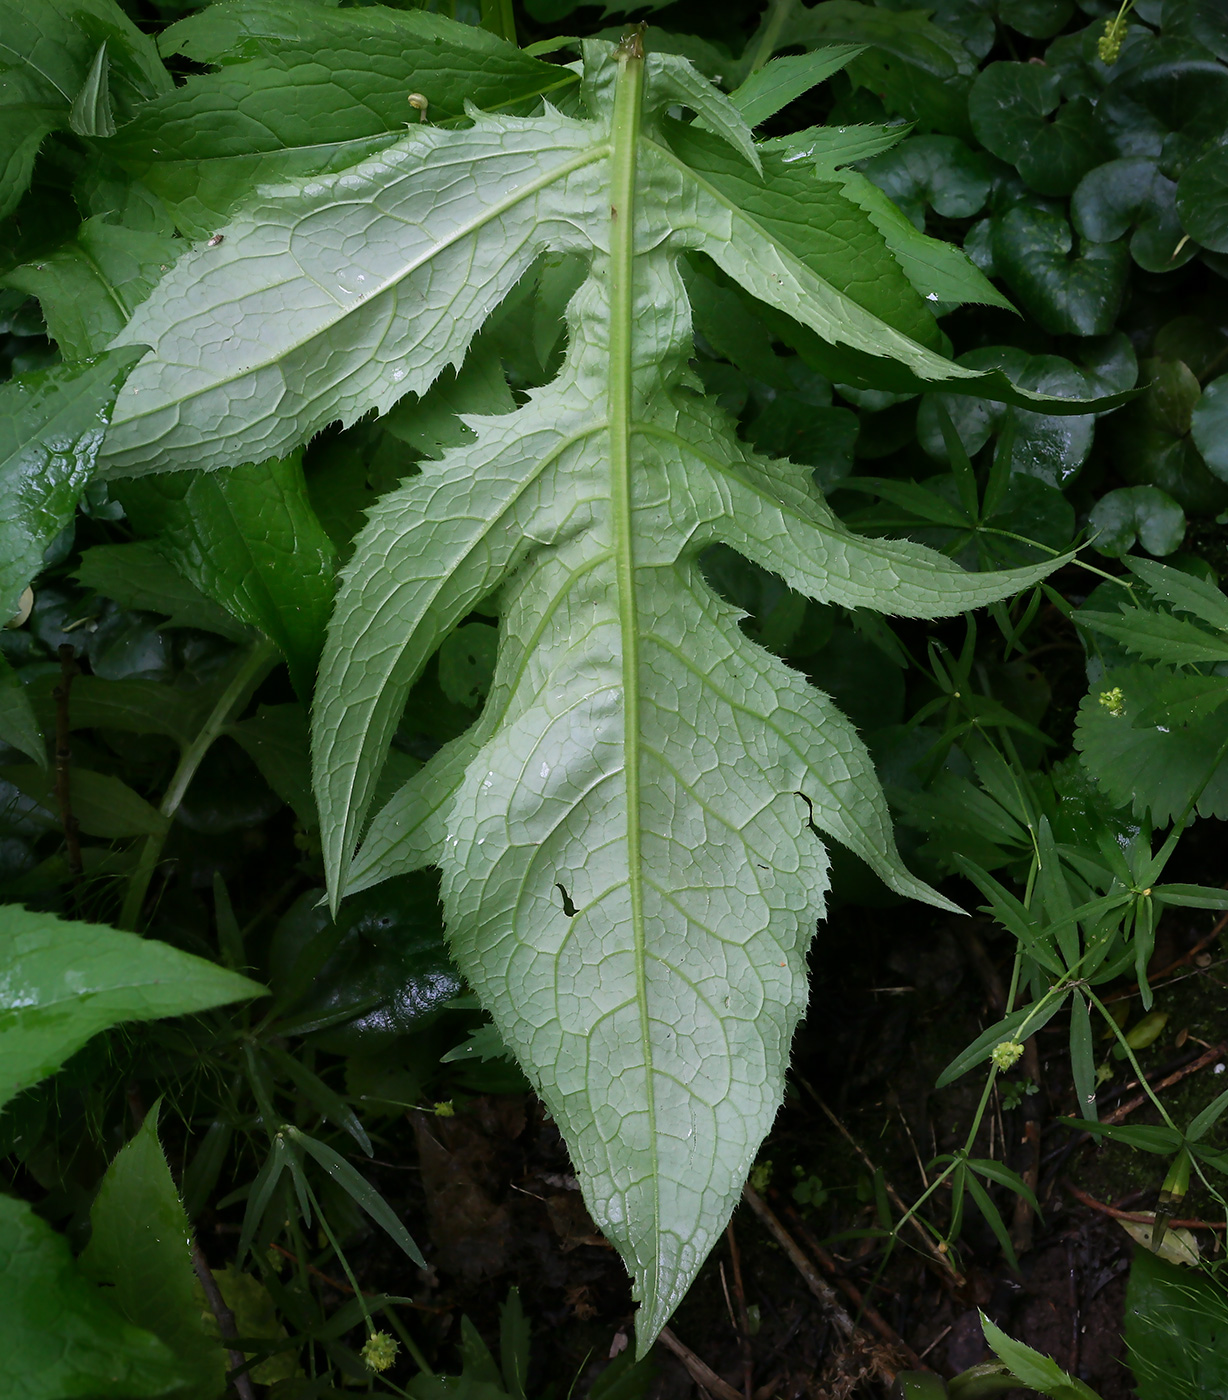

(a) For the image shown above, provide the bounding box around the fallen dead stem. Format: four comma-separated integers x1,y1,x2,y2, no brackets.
1102,1039,1228,1125
1063,1181,1227,1231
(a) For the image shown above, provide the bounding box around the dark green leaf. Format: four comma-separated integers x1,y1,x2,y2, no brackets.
1,763,167,838
1126,557,1228,631
1062,1120,1182,1154
1088,487,1186,558
285,1125,424,1265
936,998,1067,1088
730,47,863,127
0,903,264,1108
969,63,1108,196
1177,143,1228,254
264,1044,372,1157
980,1311,1101,1399
438,622,499,709
27,673,200,748
1077,609,1228,665
0,348,146,619
75,542,250,640
68,42,115,139
4,218,180,360
0,653,44,767
1191,372,1228,483
859,134,995,226
104,0,579,238
0,1193,191,1398
1072,157,1194,273
1124,1247,1228,1400
1075,665,1228,824
991,206,1129,337
227,702,316,830
116,454,336,697
79,1102,226,1399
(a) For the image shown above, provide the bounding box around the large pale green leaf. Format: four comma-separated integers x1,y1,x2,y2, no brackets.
0,904,265,1108
79,1103,226,1399
0,348,146,619
0,1194,191,1400
1125,1247,1228,1400
288,43,1085,1350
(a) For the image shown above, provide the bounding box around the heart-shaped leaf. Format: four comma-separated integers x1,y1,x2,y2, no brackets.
1190,371,1228,481
991,205,1129,336
1088,486,1186,557
1176,143,1228,254
969,62,1108,196
1072,156,1195,272
859,134,996,227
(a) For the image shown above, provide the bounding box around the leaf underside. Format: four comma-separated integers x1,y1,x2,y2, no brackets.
100,40,1080,1349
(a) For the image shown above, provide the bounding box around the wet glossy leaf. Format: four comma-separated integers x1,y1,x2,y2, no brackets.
79,1103,226,1399
116,454,336,697
268,875,459,1051
0,348,146,620
1088,487,1186,557
1072,157,1194,273
0,903,264,1108
0,1194,191,1399
969,63,1108,196
1191,372,1228,482
1097,40,1228,170
991,206,1129,336
226,702,316,829
859,134,995,227
1177,141,1228,253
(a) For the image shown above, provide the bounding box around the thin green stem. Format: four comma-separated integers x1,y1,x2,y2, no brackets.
747,0,795,73
120,638,278,930
1088,988,1180,1132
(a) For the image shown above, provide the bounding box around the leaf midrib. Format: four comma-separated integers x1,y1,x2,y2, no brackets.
607,47,661,1285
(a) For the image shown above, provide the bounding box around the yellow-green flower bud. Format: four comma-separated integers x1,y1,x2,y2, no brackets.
1098,686,1125,718
991,1040,1025,1072
361,1332,399,1373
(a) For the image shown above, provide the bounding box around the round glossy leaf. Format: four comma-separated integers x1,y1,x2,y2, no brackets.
969,63,1107,195
1191,372,1228,481
1176,144,1228,254
1072,157,1194,272
270,873,461,1050
1169,0,1228,61
991,206,1129,336
1088,486,1187,556
1077,331,1139,396
860,135,995,228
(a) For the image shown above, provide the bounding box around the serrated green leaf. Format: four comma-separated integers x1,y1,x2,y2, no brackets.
0,903,264,1108
104,0,580,239
0,348,146,619
68,42,115,138
105,41,1099,1351
979,1311,1102,1399
1077,609,1228,666
0,1193,191,1399
79,1102,226,1399
730,46,863,127
1125,557,1228,631
1074,665,1228,824
115,454,336,698
763,122,907,174
4,217,180,360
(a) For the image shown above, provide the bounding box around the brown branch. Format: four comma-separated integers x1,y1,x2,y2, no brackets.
1102,1039,1228,1126
724,1223,754,1400
191,1241,257,1400
780,1201,926,1372
52,644,81,880
658,1327,745,1400
1062,1182,1226,1231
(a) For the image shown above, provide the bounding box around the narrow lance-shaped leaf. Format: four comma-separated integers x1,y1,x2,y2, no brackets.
97,37,1102,1351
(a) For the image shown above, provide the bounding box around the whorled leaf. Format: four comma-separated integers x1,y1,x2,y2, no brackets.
97,39,1103,1348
